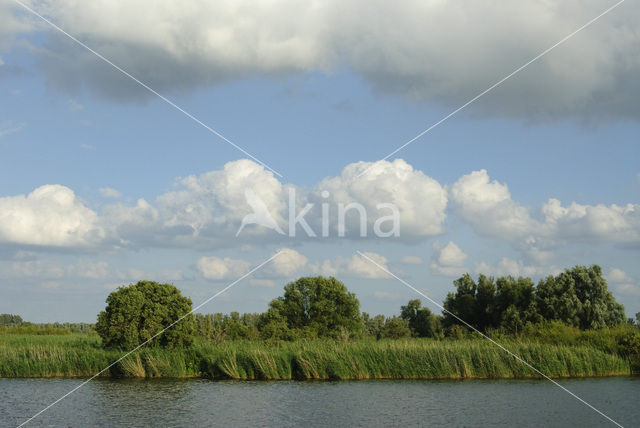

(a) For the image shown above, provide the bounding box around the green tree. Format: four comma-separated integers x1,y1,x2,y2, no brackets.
400,299,440,337
362,312,386,339
382,316,411,339
536,265,625,329
257,301,292,340
96,281,195,349
266,276,361,338
495,276,541,330
0,314,23,326
443,274,495,331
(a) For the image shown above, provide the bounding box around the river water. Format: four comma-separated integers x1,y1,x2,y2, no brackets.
1,377,638,427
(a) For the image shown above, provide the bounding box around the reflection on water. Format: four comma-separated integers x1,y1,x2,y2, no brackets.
1,377,638,427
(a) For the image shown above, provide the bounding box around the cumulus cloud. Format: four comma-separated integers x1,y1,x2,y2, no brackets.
312,252,391,279
314,159,447,238
450,170,640,259
450,170,535,242
0,258,109,280
154,159,287,246
430,241,468,277
4,1,638,119
196,256,250,280
264,248,308,277
609,267,632,283
474,258,556,278
400,255,422,265
197,248,306,281
249,278,276,287
541,198,640,244
104,158,446,248
0,184,104,247
1,161,638,253
99,187,121,198
607,267,640,297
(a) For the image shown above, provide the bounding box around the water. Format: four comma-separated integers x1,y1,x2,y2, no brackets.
0,377,638,427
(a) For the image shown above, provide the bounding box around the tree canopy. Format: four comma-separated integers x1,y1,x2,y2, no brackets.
400,299,440,337
536,265,625,329
443,265,624,334
259,276,361,338
96,281,195,349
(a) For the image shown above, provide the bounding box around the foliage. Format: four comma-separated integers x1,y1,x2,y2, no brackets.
0,314,23,326
400,299,441,337
0,334,631,379
536,265,625,329
263,276,361,338
195,312,260,342
381,316,412,339
443,266,624,334
362,313,386,340
96,281,195,350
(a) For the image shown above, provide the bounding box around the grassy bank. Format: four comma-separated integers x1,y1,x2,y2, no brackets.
0,333,631,380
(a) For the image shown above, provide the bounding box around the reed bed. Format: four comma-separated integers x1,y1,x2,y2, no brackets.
0,334,631,380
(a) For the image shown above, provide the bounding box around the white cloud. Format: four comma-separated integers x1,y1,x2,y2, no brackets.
313,252,391,279
607,268,640,297
314,159,447,238
0,185,104,247
609,267,632,283
196,256,250,280
265,248,308,277
103,158,446,248
0,259,109,280
1,161,638,254
69,261,109,279
430,241,468,277
0,260,65,279
110,267,184,285
541,198,640,244
4,1,640,120
450,170,535,242
155,159,286,244
474,258,558,278
451,170,640,258
400,255,422,265
99,187,121,198
249,278,276,287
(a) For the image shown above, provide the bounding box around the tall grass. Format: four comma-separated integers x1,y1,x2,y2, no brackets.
0,334,631,380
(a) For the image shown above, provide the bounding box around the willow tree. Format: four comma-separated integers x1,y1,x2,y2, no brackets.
536,265,625,329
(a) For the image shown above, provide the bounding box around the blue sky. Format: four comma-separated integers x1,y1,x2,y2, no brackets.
1,0,639,322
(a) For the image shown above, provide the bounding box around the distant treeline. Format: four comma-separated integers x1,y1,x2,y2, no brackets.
3,265,639,345
0,314,94,335
193,265,638,342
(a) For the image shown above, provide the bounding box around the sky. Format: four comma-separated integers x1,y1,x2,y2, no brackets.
0,0,639,322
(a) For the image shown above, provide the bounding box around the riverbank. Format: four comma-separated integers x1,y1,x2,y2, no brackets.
0,333,632,380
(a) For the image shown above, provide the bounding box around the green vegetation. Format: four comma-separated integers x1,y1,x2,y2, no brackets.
258,276,362,339
0,313,94,334
1,265,639,380
443,265,625,334
96,281,196,349
0,334,631,379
